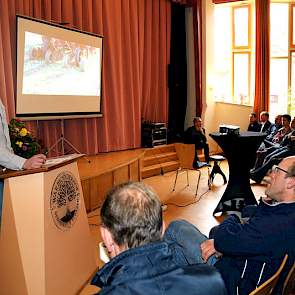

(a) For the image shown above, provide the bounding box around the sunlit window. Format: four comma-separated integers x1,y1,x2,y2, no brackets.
233,7,249,48
213,3,252,106
213,1,295,117
213,7,232,103
270,4,288,58
290,52,295,115
269,59,288,117
269,4,288,118
233,53,249,104
270,2,295,118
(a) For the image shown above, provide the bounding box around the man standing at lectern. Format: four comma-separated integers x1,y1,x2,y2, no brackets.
0,99,46,227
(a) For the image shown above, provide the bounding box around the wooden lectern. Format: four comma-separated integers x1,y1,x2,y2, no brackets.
0,154,96,295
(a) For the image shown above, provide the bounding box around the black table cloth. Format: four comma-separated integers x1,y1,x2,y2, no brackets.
210,131,266,215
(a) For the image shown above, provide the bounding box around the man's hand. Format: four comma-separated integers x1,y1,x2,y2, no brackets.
23,154,46,170
200,239,221,262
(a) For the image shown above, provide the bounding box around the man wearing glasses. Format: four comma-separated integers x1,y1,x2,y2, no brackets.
169,156,295,295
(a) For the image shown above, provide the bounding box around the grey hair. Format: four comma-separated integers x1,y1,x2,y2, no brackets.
100,181,163,249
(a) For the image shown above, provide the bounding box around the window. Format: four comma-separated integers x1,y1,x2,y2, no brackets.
269,3,290,119
213,1,295,118
213,3,253,105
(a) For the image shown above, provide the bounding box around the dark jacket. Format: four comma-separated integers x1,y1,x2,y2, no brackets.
247,121,261,132
184,126,208,150
265,123,282,141
92,241,227,295
214,199,295,295
260,120,272,133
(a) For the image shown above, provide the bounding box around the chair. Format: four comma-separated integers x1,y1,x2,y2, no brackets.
209,154,227,185
172,143,210,196
249,254,288,295
283,261,295,295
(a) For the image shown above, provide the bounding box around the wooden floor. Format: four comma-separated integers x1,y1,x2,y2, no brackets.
79,160,266,294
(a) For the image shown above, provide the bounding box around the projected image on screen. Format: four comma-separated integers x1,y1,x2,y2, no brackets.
16,16,103,118
22,32,101,96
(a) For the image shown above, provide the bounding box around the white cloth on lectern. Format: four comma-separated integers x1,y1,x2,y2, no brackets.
0,100,25,170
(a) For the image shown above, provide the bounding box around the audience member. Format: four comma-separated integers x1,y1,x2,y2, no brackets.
268,114,292,145
250,120,295,183
252,114,292,170
247,112,260,132
91,182,227,295
264,114,282,143
166,156,295,295
184,117,210,167
259,111,272,133
0,99,46,226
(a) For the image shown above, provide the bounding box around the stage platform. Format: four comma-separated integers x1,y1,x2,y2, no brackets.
77,148,145,212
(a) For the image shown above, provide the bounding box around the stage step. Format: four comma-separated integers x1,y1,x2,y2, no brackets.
142,161,180,179
142,144,180,179
144,144,176,157
143,151,178,167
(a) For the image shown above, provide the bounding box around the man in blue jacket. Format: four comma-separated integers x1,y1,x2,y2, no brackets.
169,156,295,295
91,182,227,295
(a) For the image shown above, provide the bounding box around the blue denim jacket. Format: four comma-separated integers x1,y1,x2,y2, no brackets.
91,240,227,295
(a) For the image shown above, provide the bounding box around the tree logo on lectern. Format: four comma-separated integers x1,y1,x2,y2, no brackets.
50,171,80,230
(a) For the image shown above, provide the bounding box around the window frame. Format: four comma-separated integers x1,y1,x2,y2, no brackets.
232,4,252,105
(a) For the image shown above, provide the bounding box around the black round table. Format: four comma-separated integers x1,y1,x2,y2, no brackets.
209,131,266,215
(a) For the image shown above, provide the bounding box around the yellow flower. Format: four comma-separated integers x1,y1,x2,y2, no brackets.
16,141,23,147
19,128,28,136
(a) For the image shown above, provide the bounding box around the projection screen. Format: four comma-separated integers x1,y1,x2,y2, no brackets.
16,15,103,119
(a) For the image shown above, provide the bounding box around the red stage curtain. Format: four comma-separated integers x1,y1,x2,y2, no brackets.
191,0,203,117
253,0,270,115
212,0,244,4
0,0,171,154
171,0,188,4
170,0,203,117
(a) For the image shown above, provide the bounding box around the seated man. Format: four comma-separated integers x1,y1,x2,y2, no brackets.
166,156,295,295
247,112,260,132
264,114,282,142
250,127,295,183
252,114,292,170
0,99,46,226
184,117,210,167
259,111,272,134
91,182,227,295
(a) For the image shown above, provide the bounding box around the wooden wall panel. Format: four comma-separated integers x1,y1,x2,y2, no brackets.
113,166,129,185
89,173,113,211
78,150,145,212
80,180,91,210
129,160,140,181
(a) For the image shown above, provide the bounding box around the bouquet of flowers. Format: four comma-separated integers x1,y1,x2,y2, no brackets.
8,118,42,159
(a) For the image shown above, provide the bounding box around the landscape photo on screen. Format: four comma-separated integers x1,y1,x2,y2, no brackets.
22,32,101,96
